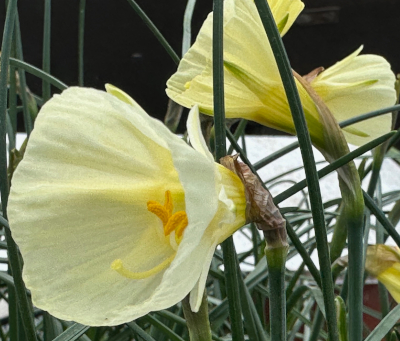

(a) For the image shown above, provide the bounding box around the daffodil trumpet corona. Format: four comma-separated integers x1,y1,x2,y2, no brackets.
166,0,396,150
8,85,250,326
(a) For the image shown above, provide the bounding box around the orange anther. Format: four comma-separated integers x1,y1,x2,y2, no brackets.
164,211,188,237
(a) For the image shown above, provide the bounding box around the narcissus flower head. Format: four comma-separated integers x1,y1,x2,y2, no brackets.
8,85,246,326
166,0,396,149
365,244,400,303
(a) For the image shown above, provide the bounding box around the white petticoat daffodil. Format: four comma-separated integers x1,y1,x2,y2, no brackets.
166,0,396,149
8,85,246,326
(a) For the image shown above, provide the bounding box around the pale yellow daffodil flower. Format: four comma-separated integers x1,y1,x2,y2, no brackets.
8,85,246,326
365,244,400,303
166,0,396,149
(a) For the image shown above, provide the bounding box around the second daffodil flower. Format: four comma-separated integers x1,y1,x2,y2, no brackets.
365,244,400,303
166,0,396,149
8,85,247,326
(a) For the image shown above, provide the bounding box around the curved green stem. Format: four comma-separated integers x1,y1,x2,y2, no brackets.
182,292,212,341
265,246,288,341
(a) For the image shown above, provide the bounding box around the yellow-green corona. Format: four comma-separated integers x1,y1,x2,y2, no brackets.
8,85,246,326
166,0,396,149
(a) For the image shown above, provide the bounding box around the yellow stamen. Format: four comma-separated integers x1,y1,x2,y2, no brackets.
147,201,169,226
111,253,176,280
164,190,173,217
112,190,188,280
164,211,188,236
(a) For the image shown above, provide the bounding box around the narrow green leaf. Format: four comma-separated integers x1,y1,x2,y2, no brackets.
363,190,400,247
42,0,51,102
53,324,89,341
335,296,349,341
8,57,67,90
182,0,196,56
142,315,185,341
340,104,400,129
125,0,180,65
274,131,395,205
127,322,157,341
78,0,86,86
44,313,63,341
364,305,400,341
252,1,338,340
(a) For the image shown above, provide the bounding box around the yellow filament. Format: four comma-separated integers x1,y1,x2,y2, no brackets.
164,190,173,217
164,211,188,236
111,253,176,280
111,190,188,280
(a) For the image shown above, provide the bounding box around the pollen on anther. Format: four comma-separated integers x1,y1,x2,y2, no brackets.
164,211,188,236
147,202,169,226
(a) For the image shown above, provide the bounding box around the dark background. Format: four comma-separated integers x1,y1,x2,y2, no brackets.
1,0,399,134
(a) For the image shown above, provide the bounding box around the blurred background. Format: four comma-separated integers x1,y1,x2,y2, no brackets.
1,0,399,134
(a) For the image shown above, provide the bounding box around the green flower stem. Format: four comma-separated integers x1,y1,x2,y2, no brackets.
182,292,212,341
125,0,180,65
212,0,244,339
78,0,86,86
1,3,38,340
42,0,51,102
265,245,288,341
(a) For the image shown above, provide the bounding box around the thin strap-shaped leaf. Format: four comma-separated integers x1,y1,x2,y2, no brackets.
42,0,51,102
213,1,244,339
125,0,180,65
127,322,157,341
8,58,67,90
182,0,196,56
252,2,338,339
53,324,89,341
78,0,86,86
141,315,185,341
0,1,38,340
274,131,396,204
364,305,400,341
363,190,400,247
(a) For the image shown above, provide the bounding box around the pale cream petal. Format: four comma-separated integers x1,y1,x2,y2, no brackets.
189,243,218,312
312,47,396,146
8,87,218,325
187,105,214,162
105,83,136,105
167,0,324,143
269,0,304,36
167,0,286,113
